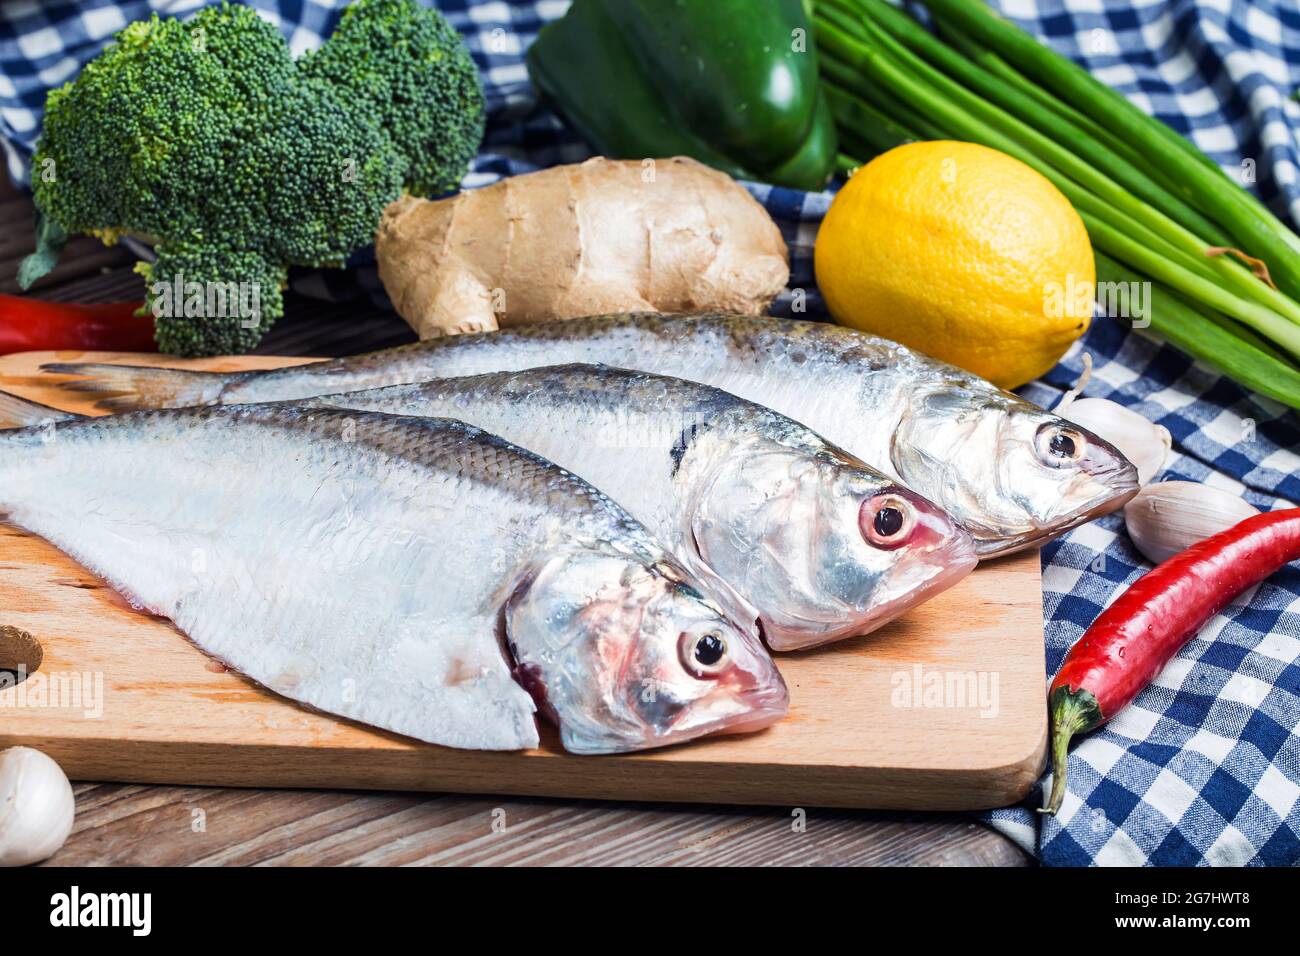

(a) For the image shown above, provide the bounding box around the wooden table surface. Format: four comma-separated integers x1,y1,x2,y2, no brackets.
1,176,1032,866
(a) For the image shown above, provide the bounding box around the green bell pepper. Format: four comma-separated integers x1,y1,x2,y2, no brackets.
526,0,838,191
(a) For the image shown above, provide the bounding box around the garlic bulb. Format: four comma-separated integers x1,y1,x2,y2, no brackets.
1060,397,1171,486
0,746,75,866
1124,481,1259,564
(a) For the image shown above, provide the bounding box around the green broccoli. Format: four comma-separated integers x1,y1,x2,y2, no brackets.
239,77,407,268
137,245,285,356
23,0,485,356
33,4,296,246
301,0,486,198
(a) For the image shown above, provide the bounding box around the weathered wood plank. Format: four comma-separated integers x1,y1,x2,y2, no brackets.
44,784,1030,866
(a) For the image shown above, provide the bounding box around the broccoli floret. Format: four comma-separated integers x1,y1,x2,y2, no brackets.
35,5,299,245
301,0,486,197
138,244,286,357
25,0,486,356
232,78,407,267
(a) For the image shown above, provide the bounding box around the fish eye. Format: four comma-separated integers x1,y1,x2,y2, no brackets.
875,506,904,536
860,493,916,549
680,630,729,678
1036,425,1086,467
1051,433,1075,456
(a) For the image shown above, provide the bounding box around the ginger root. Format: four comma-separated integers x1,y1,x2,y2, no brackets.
376,156,790,338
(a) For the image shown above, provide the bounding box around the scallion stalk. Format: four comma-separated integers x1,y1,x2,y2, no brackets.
824,83,921,154
935,23,1148,172
1096,253,1300,408
920,0,1300,297
836,152,866,176
819,55,946,140
813,8,1300,352
842,0,1229,247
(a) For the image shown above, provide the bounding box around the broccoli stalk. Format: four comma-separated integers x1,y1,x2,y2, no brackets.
137,247,285,356
22,0,485,356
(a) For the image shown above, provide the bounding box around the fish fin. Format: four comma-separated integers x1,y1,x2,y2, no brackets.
40,363,230,410
0,390,83,429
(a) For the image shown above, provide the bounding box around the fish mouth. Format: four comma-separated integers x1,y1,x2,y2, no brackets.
703,691,790,738
707,708,787,737
657,669,790,747
762,536,980,651
561,678,788,755
972,477,1141,559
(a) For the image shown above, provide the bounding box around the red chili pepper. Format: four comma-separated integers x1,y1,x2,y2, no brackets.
1042,508,1300,815
0,295,154,355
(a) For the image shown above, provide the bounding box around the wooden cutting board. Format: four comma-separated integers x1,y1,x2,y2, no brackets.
0,351,1047,811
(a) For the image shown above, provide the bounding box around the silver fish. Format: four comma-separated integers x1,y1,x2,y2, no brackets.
0,405,787,753
308,365,977,650
0,365,979,650
45,313,1140,554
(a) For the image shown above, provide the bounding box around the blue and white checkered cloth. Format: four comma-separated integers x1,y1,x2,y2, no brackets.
3,0,1299,866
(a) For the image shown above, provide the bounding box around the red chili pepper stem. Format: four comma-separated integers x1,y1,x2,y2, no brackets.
1040,685,1102,816
1039,508,1300,818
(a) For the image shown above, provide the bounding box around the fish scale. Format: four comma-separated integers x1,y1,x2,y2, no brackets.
0,404,787,753
46,312,1140,554
295,364,977,650
1,363,978,650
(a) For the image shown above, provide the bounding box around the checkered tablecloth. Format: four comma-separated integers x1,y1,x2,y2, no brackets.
3,0,1299,866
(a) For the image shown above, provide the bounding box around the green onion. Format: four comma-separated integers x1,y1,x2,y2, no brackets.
824,83,921,156
848,0,1229,247
819,56,946,140
920,0,1300,298
935,24,1147,172
1096,253,1300,409
835,152,866,176
810,0,1300,406
813,8,1300,357
1083,215,1300,359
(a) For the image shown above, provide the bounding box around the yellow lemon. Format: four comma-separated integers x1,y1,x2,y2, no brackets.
815,141,1094,389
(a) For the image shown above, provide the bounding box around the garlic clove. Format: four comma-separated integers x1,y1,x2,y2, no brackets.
0,746,75,867
1123,480,1260,565
1060,397,1171,486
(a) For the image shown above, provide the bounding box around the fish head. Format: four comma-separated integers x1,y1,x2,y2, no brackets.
690,444,978,650
892,387,1140,555
505,550,788,754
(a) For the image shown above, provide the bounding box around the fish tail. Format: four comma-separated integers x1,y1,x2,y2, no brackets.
0,390,83,429
40,363,230,411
